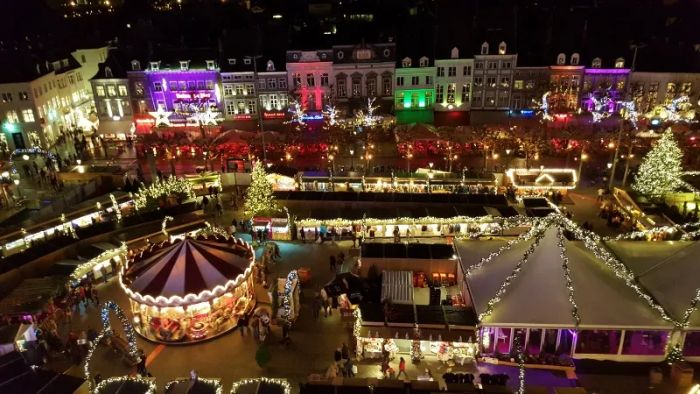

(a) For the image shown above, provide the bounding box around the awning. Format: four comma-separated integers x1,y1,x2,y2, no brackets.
381,271,413,305
96,119,134,135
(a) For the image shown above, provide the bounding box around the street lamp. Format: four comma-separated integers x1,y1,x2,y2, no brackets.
406,152,413,175
13,179,21,199
578,151,588,180
349,149,355,170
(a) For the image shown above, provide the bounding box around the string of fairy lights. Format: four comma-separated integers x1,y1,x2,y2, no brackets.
85,301,139,393
556,226,581,327
94,376,157,394
163,378,223,394
280,270,299,322
133,176,195,210
477,219,550,322
513,335,526,394
463,217,545,276
230,377,292,394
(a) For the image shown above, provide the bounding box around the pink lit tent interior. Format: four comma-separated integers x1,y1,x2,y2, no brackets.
120,234,256,343
455,226,695,362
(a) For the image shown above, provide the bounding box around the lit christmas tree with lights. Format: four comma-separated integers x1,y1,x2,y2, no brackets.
244,161,278,218
632,129,683,199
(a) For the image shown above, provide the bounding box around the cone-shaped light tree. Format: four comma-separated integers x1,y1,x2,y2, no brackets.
244,161,278,218
632,128,684,199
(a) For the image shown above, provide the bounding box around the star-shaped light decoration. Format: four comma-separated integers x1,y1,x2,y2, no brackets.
619,100,640,129
195,105,220,126
324,104,338,126
149,105,172,127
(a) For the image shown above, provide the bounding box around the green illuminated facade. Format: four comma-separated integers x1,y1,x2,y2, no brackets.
394,59,435,124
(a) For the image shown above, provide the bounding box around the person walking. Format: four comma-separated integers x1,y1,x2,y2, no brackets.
397,357,408,379
236,314,249,336
344,357,355,377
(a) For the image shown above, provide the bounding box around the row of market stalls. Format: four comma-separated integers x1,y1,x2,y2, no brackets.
455,220,700,363
274,191,509,205
297,174,497,194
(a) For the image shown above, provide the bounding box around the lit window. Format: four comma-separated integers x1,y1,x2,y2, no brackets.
96,86,105,97
224,84,233,96
337,79,346,97
321,73,329,87
514,80,524,90
306,74,315,87
118,85,128,96
448,67,456,77
435,84,444,103
447,83,456,104
107,85,117,96
206,60,216,70
22,109,35,123
153,82,162,92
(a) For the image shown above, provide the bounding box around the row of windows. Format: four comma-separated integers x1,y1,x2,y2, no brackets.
32,72,83,100
257,78,287,90
153,80,216,92
292,73,330,88
436,65,472,77
95,85,129,97
474,60,513,71
336,77,392,97
98,99,131,118
396,76,433,87
472,76,511,89
4,109,36,124
223,84,256,96
1,92,31,103
225,100,258,116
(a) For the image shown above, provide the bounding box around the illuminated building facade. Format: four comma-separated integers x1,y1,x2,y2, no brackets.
285,50,333,112
0,47,107,150
394,55,435,124
90,49,134,139
332,42,396,113
471,41,517,111
220,56,288,122
581,57,630,112
127,54,223,129
628,72,700,113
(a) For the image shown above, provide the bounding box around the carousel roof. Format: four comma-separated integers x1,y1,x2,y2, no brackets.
121,235,255,306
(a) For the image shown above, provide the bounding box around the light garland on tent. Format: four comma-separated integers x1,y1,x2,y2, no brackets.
680,288,700,328
85,301,139,392
133,176,195,210
69,244,127,285
465,220,542,276
297,214,506,229
94,376,156,394
280,270,299,322
556,226,581,327
604,221,700,241
230,377,291,394
558,215,677,325
164,378,223,394
513,335,525,394
478,220,549,322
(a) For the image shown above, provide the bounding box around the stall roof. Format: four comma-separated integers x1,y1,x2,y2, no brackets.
358,326,476,342
275,191,509,206
456,228,673,329
361,243,455,260
0,351,84,394
606,240,700,327
416,305,446,326
381,271,414,305
0,277,65,315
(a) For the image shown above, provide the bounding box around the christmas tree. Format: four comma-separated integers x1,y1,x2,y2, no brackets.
244,161,278,218
632,129,684,199
665,343,684,364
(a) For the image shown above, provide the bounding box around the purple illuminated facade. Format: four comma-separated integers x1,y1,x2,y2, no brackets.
127,60,222,122
581,67,630,111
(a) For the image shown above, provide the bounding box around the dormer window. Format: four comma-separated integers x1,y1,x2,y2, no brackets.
52,61,61,70
591,57,602,68
180,61,189,71
243,58,252,65
62,59,69,67
614,57,625,68
131,60,141,71
150,62,160,71
104,66,113,78
206,60,216,70
571,53,580,65
228,58,236,65
481,42,489,55
402,57,412,68
498,41,507,55
266,60,275,71
556,53,566,65
419,57,429,67
450,47,459,59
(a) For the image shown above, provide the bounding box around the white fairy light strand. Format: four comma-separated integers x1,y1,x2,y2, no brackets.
94,376,156,394
478,219,550,322
556,226,581,327
465,218,543,276
558,215,677,325
164,378,222,394
230,377,291,394
513,335,525,394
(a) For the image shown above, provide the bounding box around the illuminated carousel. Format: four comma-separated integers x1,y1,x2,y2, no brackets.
120,234,256,343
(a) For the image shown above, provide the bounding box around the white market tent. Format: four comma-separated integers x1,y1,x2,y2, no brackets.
455,225,675,361
381,270,414,305
606,240,700,328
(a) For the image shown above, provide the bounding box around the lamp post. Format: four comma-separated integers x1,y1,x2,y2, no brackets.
13,179,21,199
349,149,355,170
577,150,588,181
246,54,266,162
505,148,512,169
406,152,413,175
608,130,622,190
